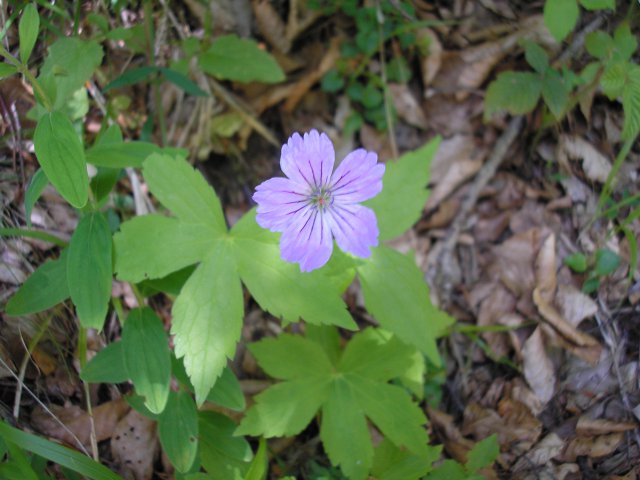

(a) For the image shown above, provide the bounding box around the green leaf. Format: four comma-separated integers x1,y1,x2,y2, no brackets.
159,391,198,473
38,37,103,109
484,72,542,119
601,61,628,98
613,24,637,61
585,31,613,59
0,63,17,79
172,242,243,404
465,434,499,473
18,4,39,64
349,376,428,454
594,248,621,276
231,210,356,329
321,70,344,93
24,169,48,228
563,252,588,273
91,167,121,205
320,378,372,480
248,335,333,380
143,154,226,233
243,437,268,480
339,329,414,381
365,138,439,241
33,111,89,208
0,440,39,480
357,246,454,365
542,70,569,118
160,68,208,97
86,142,175,168
579,0,615,10
80,341,128,384
206,366,246,411
543,0,579,42
113,215,217,282
199,35,285,84
103,66,157,91
362,83,383,109
0,421,122,480
122,307,171,413
235,377,331,437
5,250,69,316
524,42,549,73
371,439,441,480
67,213,112,329
622,65,640,141
305,325,342,366
199,412,252,480
424,460,467,480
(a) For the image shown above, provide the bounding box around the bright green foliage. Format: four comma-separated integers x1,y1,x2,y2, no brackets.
0,421,122,480
5,251,68,316
425,434,499,480
158,391,198,473
230,211,357,330
579,0,615,9
371,438,441,480
18,4,39,64
199,412,254,480
24,169,48,228
206,366,246,411
114,215,217,282
0,439,40,480
237,329,429,480
485,72,542,118
199,35,285,84
594,248,620,276
621,66,640,140
33,111,89,208
86,142,184,168
543,0,579,42
144,154,226,231
244,438,268,480
80,341,128,384
541,70,569,118
38,37,103,109
122,307,171,414
563,252,588,273
67,213,112,329
523,42,549,74
0,64,17,79
357,247,454,365
104,66,207,97
172,243,244,405
365,137,440,241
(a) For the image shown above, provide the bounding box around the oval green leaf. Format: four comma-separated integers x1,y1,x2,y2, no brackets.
19,4,40,64
67,213,112,329
80,341,128,384
122,307,171,414
33,111,88,208
158,391,198,473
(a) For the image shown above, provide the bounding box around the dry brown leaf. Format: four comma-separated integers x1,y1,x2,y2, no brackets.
388,83,429,129
252,0,290,53
534,233,557,304
512,433,564,473
427,406,475,463
555,284,597,327
426,135,485,210
418,28,443,90
31,347,57,375
533,288,599,349
576,417,637,435
521,327,556,404
477,283,517,357
283,38,341,113
31,399,129,448
111,409,159,480
561,433,624,462
557,135,612,183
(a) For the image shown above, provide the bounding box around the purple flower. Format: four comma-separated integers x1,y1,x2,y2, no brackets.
253,130,385,272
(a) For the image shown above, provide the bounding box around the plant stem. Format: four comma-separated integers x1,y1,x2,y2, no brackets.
0,44,53,111
78,327,99,461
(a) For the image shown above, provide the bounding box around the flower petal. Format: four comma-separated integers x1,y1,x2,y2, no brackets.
329,149,385,203
280,130,335,188
280,207,333,272
254,177,309,232
326,204,378,258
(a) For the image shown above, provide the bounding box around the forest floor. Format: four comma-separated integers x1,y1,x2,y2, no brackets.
1,1,640,479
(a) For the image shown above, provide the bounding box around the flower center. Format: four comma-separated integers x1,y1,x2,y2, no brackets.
309,187,333,212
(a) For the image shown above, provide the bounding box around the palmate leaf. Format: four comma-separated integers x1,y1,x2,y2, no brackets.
172,241,243,405
237,329,428,479
365,138,440,241
356,246,454,365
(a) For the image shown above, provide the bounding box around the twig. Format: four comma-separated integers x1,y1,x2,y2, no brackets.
431,116,523,305
594,303,640,451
